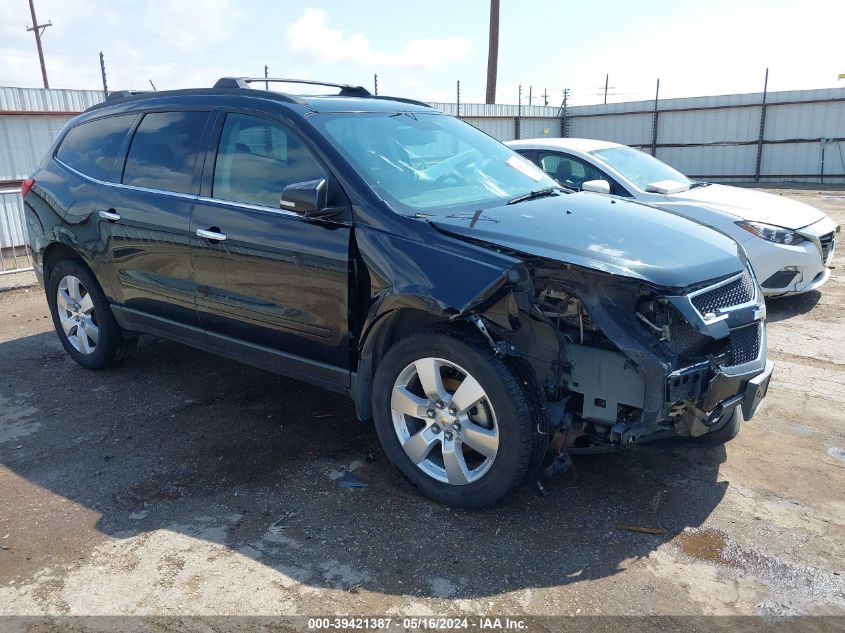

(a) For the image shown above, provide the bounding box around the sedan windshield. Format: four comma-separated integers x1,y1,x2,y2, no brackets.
313,112,559,215
591,146,692,191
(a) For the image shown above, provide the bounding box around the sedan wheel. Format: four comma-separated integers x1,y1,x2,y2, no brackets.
390,357,500,485
56,274,99,355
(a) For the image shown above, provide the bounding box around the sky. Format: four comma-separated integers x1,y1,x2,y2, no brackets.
1,0,844,106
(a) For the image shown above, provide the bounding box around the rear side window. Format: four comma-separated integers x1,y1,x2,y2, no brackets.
55,114,135,181
212,113,327,208
122,111,208,194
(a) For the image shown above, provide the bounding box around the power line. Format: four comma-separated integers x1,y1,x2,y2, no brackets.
25,0,52,88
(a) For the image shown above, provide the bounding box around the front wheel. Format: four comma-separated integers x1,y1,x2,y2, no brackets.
372,329,546,508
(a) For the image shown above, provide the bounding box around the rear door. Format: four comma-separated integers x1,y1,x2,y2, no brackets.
190,111,352,386
95,110,213,338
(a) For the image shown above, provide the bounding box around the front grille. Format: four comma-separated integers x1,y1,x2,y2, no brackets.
690,271,755,317
819,231,835,264
724,322,761,367
670,318,729,364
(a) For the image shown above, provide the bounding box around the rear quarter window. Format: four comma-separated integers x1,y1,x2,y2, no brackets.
55,114,136,182
122,111,209,194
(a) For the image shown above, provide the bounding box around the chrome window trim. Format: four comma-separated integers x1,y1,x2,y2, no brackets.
56,158,198,201
195,196,300,218
57,157,301,217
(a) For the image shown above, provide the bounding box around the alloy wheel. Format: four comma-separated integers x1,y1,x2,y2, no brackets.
390,357,499,485
56,275,98,355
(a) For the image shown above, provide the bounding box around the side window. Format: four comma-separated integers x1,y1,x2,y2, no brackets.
538,152,605,189
122,111,208,194
55,114,135,181
212,113,327,208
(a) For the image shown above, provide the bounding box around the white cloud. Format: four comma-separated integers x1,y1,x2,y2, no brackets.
144,0,243,53
286,8,471,69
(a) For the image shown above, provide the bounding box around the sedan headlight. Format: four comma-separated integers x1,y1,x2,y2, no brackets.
736,221,806,245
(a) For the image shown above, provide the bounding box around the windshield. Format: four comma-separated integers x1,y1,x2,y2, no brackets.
590,146,692,191
313,112,558,215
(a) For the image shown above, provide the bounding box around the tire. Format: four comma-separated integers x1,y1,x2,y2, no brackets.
47,258,137,370
372,328,546,509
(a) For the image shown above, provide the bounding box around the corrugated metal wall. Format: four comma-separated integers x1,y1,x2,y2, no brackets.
0,116,72,182
2,85,844,189
0,86,104,113
0,87,104,184
564,88,845,182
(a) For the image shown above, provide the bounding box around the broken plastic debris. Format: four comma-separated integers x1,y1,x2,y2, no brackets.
827,447,845,462
337,471,369,489
618,525,667,535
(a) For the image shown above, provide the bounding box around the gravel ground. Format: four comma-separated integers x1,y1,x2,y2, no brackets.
0,187,843,619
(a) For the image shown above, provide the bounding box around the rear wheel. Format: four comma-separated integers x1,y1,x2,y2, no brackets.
47,259,137,369
372,329,545,508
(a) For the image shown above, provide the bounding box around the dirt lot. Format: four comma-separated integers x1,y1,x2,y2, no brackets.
0,187,843,619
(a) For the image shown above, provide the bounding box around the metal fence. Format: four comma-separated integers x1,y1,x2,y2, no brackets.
434,86,845,184
0,189,32,274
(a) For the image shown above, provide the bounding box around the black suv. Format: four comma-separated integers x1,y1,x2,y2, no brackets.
23,77,773,507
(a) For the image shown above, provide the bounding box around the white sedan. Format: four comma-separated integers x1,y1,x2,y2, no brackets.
507,137,839,297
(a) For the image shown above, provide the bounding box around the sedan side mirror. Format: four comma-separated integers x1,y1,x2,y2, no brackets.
280,178,336,218
581,179,611,194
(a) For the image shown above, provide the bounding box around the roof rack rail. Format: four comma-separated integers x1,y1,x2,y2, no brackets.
369,95,433,109
105,90,150,101
214,77,372,97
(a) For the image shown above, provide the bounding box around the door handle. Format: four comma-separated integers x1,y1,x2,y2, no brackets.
196,227,227,242
99,209,121,222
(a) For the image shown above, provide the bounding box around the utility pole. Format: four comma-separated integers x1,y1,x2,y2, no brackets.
650,78,660,156
596,74,616,104
528,86,532,107
374,73,378,95
264,65,269,90
456,80,461,118
543,88,548,106
99,51,108,98
26,0,52,89
485,0,500,104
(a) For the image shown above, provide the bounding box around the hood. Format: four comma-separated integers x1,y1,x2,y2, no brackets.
666,184,826,229
430,192,743,289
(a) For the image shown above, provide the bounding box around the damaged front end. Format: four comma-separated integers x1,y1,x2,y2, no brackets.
468,260,773,450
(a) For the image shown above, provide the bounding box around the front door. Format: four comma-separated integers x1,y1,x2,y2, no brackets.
190,111,352,387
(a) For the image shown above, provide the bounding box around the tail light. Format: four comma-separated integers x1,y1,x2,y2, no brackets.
21,178,35,198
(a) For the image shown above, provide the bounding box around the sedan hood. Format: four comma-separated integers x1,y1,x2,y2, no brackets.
667,184,826,229
430,192,743,289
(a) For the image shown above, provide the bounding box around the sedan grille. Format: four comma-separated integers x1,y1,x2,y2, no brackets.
690,271,755,317
819,232,835,264
724,322,762,367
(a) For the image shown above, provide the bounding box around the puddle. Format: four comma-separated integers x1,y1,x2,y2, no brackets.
675,528,737,567
0,395,40,444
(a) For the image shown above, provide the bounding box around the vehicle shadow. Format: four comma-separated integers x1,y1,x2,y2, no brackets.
765,290,822,323
0,332,729,599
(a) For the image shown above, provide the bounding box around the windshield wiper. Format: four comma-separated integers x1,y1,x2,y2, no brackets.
506,186,564,205
689,181,712,189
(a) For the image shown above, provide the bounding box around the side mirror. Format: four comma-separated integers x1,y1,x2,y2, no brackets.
280,178,334,217
581,179,611,194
